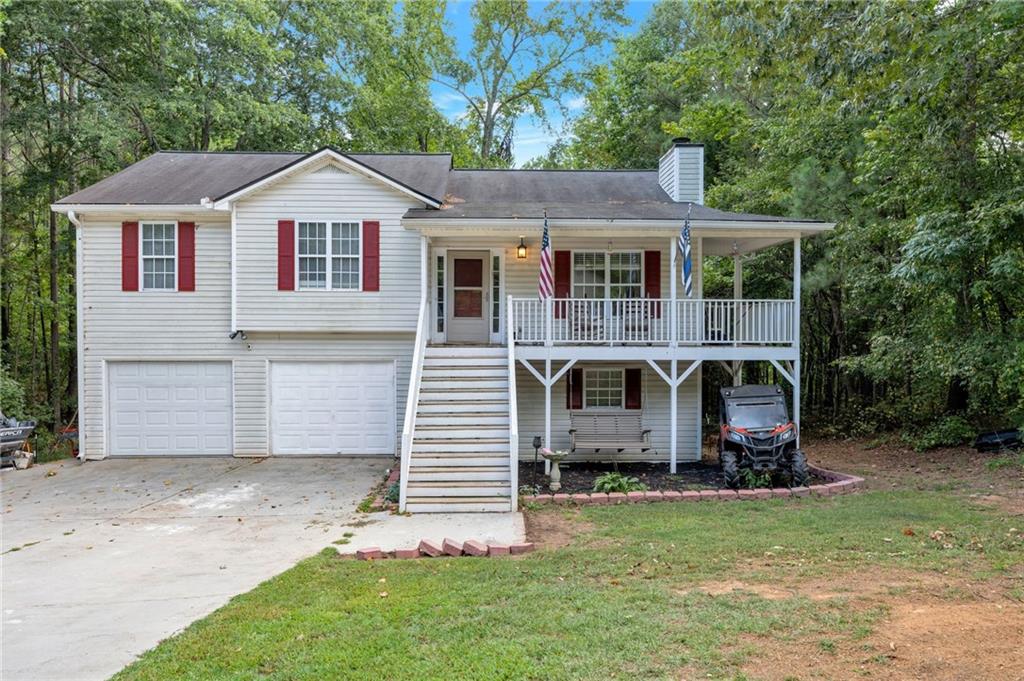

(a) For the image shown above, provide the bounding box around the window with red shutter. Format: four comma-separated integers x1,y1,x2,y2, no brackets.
178,222,195,291
624,368,642,409
362,220,380,292
566,367,583,410
121,221,139,291
644,250,661,318
277,220,295,291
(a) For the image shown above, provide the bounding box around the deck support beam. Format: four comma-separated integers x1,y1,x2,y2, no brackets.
646,359,702,474
793,237,802,447
519,358,578,474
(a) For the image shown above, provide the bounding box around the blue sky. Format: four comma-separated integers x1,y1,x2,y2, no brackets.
430,1,656,166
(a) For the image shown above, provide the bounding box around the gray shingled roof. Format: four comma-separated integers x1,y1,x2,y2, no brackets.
56,150,819,224
403,169,815,222
55,150,453,206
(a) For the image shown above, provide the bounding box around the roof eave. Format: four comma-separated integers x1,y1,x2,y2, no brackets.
51,203,226,215
210,147,442,210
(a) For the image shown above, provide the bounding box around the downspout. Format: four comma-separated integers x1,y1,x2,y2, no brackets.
68,210,87,460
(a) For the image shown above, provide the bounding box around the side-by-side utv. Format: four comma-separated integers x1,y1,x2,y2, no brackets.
718,385,808,488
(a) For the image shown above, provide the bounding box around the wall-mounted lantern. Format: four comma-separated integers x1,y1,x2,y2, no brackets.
516,236,528,259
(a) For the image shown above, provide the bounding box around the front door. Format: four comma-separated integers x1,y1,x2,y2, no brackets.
447,251,490,342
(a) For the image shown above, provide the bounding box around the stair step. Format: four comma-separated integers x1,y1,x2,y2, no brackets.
423,356,506,367
425,346,506,357
405,498,513,513
421,367,507,379
420,378,508,390
414,427,509,440
410,455,510,467
416,414,509,426
417,401,508,413
405,483,511,497
407,467,511,482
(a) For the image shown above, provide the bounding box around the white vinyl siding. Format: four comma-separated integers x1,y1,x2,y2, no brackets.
235,161,424,331
141,222,176,290
76,214,413,459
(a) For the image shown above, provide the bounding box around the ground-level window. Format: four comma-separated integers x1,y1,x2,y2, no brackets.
584,368,624,409
297,220,361,290
141,222,176,290
572,252,642,299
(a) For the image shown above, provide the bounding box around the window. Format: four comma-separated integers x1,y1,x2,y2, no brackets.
491,254,501,334
141,222,176,290
435,255,445,333
584,369,624,409
297,221,361,290
572,252,642,299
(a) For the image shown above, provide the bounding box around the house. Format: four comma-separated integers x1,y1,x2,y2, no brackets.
52,139,833,513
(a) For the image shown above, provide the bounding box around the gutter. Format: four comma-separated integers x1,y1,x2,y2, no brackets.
67,211,87,461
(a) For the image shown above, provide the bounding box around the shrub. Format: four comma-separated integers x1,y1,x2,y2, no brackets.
384,481,400,503
593,472,648,494
912,415,975,451
0,364,26,417
740,468,773,489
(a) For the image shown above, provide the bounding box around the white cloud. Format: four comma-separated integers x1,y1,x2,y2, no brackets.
566,96,587,111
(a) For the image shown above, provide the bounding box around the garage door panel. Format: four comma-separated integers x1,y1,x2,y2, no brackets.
271,361,395,455
109,361,233,456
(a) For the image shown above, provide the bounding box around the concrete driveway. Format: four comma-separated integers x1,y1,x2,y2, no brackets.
1,456,386,681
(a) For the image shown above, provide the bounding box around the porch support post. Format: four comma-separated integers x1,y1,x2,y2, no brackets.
544,358,552,474
669,235,677,346
670,358,678,473
732,252,743,385
793,237,802,447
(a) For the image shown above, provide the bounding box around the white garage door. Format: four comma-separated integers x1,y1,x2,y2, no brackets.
108,362,233,456
271,361,395,455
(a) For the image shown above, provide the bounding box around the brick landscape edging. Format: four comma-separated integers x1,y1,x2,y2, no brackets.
350,538,535,561
521,464,864,506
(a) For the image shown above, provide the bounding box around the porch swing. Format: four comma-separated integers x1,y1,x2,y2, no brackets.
567,367,652,461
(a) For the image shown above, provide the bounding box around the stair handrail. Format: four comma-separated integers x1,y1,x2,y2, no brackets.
507,294,519,511
399,238,430,512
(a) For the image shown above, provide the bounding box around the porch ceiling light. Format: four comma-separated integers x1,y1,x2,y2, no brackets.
517,236,528,259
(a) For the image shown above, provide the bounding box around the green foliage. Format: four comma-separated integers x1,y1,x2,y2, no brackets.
909,416,976,452
0,364,27,417
592,472,648,494
739,468,772,490
384,481,400,504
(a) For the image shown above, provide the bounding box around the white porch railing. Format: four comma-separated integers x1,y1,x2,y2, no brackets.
510,297,795,346
399,239,430,512
506,295,519,510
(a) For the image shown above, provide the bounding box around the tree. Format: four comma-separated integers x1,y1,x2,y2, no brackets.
430,0,626,166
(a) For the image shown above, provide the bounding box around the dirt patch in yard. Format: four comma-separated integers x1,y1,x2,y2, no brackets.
805,437,1024,515
524,507,595,550
730,568,1024,681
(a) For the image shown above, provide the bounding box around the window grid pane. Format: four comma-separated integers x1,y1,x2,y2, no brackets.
331,256,360,290
299,256,326,289
436,256,445,333
585,369,624,409
609,252,642,299
573,252,606,299
491,255,500,334
141,223,176,290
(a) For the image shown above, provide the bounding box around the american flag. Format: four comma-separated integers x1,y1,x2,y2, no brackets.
538,210,553,300
679,203,694,297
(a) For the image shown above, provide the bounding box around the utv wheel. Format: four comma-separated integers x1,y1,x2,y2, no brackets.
721,451,740,490
790,450,809,487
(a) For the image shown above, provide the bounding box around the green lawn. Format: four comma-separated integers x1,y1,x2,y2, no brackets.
115,491,1022,681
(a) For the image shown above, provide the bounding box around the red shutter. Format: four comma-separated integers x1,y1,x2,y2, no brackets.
566,367,583,410
121,221,139,292
625,368,642,409
554,250,571,319
362,220,380,292
178,222,195,291
277,220,295,291
644,250,661,318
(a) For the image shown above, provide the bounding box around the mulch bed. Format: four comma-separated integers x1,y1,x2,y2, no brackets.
517,460,828,495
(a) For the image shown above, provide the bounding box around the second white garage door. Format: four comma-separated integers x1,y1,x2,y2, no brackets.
270,361,396,455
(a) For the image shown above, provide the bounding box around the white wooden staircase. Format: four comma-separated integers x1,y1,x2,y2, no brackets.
403,345,514,512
